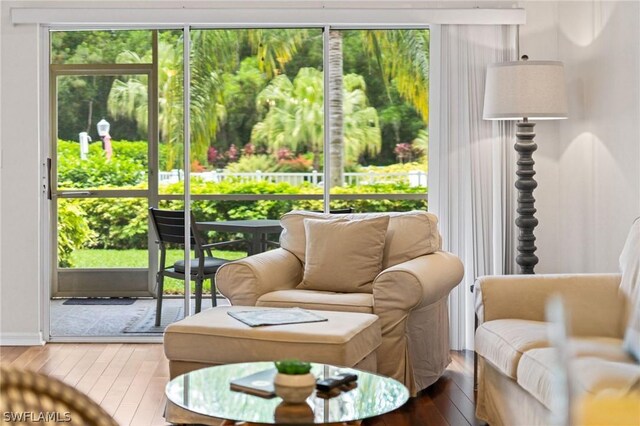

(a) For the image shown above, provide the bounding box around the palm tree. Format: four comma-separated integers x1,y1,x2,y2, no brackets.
342,74,381,166
251,67,380,173
252,68,324,170
328,31,344,187
248,29,309,78
326,29,429,186
364,30,430,121
108,75,149,135
108,42,185,169
109,29,311,166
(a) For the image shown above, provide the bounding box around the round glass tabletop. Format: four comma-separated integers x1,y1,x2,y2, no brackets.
165,362,409,424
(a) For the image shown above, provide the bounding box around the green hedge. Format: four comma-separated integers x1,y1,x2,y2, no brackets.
57,140,172,188
59,180,427,256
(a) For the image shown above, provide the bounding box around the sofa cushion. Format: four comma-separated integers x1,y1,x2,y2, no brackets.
297,216,389,293
517,343,640,410
620,217,640,360
257,289,374,314
280,210,441,269
475,319,550,379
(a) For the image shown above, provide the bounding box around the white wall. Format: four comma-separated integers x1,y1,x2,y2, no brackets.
520,0,640,274
556,0,640,272
0,1,43,344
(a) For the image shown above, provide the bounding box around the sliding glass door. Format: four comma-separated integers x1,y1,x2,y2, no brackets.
47,25,429,338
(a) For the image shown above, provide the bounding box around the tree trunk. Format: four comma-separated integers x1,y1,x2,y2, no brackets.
329,30,344,188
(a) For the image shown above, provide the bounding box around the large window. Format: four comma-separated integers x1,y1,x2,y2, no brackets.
49,25,429,317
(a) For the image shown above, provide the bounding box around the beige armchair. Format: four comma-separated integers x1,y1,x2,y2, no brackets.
216,211,464,395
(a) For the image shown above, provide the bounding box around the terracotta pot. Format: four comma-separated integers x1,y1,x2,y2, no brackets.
273,372,316,404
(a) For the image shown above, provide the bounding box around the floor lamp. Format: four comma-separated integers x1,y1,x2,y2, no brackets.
483,57,568,274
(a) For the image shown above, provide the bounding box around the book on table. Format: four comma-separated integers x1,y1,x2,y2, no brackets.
230,368,277,398
227,307,328,327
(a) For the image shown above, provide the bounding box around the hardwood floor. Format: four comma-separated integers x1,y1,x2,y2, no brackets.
0,345,479,426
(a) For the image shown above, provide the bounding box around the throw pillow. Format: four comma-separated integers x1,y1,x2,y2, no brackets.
297,216,390,293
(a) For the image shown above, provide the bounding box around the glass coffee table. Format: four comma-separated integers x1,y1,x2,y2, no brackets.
165,362,409,425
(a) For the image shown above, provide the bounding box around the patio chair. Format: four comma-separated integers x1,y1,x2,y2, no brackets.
311,207,354,214
149,208,234,326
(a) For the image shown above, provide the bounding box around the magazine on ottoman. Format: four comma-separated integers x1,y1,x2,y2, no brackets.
227,308,328,327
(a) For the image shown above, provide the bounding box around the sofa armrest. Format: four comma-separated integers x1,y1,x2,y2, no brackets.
216,248,303,306
373,251,464,312
475,273,625,337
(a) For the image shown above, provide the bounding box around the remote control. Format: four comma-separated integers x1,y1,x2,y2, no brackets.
316,373,358,392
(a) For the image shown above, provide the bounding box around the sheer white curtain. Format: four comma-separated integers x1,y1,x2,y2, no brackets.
429,24,518,350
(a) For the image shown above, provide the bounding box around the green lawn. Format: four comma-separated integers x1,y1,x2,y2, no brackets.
68,248,247,294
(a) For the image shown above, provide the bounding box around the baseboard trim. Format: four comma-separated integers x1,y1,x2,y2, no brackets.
0,332,45,346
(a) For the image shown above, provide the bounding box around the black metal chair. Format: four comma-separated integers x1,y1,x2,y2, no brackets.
149,208,232,326
311,207,354,214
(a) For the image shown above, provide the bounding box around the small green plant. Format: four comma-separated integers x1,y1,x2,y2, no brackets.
274,360,312,375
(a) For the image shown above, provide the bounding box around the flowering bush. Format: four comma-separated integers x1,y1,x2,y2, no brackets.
393,142,425,163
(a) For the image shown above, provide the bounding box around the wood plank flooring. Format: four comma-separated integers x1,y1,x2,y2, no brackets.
0,345,478,426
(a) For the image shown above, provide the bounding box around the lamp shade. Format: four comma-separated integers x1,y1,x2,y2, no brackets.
483,60,568,120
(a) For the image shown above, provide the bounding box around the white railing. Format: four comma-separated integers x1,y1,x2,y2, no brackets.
158,169,427,187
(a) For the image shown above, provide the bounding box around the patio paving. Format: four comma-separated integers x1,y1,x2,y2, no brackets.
50,297,230,337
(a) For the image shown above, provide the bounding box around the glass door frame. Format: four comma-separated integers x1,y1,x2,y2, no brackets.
49,52,159,298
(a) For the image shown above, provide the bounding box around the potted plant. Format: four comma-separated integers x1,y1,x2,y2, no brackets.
273,360,316,404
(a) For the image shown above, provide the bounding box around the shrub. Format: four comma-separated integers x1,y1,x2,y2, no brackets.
82,196,149,249
58,140,146,188
57,140,171,189
58,200,96,267
358,161,426,174
225,154,278,173
276,155,313,172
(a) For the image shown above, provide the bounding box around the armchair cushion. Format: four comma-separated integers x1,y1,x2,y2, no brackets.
257,290,374,314
280,210,441,270
298,216,389,293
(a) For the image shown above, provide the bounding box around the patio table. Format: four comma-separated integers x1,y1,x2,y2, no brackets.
197,219,282,256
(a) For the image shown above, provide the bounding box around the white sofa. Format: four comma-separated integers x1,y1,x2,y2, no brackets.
217,210,464,395
474,218,640,426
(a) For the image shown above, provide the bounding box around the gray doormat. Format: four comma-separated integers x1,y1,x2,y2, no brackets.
122,306,184,333
63,298,136,305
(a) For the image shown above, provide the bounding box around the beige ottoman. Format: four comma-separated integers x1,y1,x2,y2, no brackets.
164,306,381,379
